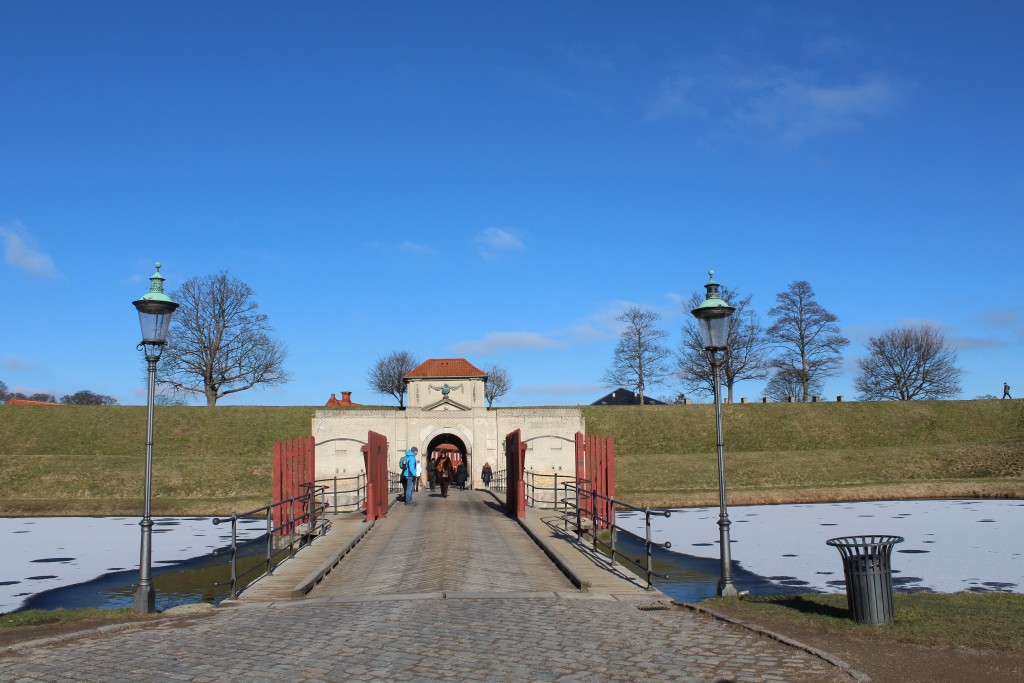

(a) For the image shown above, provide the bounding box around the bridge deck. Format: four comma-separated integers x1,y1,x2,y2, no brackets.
240,488,658,602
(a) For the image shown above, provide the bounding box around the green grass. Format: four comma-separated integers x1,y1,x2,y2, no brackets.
0,607,151,630
0,405,319,515
585,401,1024,505
0,400,1021,515
705,592,1024,652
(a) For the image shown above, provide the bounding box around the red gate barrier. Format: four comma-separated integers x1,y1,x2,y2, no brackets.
575,432,615,529
361,430,389,522
272,436,315,535
505,429,527,519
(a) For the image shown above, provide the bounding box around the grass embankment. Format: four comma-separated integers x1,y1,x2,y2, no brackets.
704,592,1024,653
585,400,1024,507
0,405,317,516
0,400,1021,516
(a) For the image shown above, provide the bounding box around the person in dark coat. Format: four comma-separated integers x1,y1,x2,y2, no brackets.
435,453,454,498
481,462,492,489
455,461,469,491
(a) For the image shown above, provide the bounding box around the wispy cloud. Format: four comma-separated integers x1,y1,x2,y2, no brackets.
476,228,525,261
399,241,436,256
3,355,39,372
449,332,564,355
648,59,902,144
0,221,62,278
974,309,1023,328
948,336,1008,351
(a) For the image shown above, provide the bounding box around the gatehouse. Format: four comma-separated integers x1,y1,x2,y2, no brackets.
312,358,585,487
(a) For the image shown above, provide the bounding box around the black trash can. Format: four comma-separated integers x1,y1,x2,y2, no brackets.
826,534,903,625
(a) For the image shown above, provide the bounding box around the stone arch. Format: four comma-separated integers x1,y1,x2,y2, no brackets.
423,431,471,488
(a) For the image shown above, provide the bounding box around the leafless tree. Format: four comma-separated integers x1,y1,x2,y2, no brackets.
159,271,289,407
0,380,7,403
367,350,419,407
601,306,673,406
764,367,823,403
854,324,962,400
767,280,849,402
677,286,770,403
484,364,513,408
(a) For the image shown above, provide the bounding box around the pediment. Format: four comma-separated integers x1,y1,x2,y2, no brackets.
423,396,471,412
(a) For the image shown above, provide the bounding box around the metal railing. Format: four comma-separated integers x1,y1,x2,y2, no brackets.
491,469,507,492
211,482,330,599
313,473,367,513
524,471,576,510
557,480,673,590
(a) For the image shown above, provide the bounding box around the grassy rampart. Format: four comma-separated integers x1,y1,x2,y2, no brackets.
584,400,1024,507
0,400,1020,515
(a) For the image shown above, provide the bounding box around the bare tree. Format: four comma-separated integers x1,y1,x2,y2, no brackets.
854,324,962,400
677,286,770,403
764,367,823,403
601,306,673,406
484,364,512,408
61,390,118,405
367,350,419,407
0,380,7,403
159,271,289,406
767,280,849,402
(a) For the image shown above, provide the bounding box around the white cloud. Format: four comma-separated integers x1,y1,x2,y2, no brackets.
0,221,61,278
399,241,436,256
476,228,525,261
648,60,902,144
449,332,564,355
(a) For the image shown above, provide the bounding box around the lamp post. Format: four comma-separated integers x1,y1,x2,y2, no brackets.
691,270,738,597
131,262,179,613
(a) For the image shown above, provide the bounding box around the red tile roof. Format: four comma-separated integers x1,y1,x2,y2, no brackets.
404,358,487,379
6,399,61,406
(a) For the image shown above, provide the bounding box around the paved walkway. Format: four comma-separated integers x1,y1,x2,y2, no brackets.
0,488,856,682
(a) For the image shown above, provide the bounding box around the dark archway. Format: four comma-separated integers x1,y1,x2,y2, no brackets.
425,433,470,490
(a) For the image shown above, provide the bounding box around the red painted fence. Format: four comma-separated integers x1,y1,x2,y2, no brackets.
272,436,315,535
505,429,527,519
575,432,616,530
361,430,389,522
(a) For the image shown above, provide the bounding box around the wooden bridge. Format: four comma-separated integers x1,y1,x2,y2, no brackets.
238,487,660,603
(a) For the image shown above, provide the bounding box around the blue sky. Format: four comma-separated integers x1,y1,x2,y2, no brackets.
2,1,1021,407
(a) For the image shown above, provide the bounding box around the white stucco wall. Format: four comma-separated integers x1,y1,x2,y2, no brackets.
311,403,584,487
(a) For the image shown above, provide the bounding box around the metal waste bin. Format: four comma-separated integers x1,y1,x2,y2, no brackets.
826,534,903,625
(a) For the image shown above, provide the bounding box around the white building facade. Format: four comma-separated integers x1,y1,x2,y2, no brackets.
312,359,585,486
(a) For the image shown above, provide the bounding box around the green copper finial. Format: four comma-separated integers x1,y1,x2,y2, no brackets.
691,269,735,349
139,262,175,304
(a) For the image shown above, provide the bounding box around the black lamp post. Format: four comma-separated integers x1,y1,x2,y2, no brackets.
131,263,179,613
691,270,738,597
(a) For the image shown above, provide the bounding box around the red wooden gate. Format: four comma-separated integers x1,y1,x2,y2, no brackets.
272,436,315,535
505,429,527,519
575,432,615,530
361,430,389,522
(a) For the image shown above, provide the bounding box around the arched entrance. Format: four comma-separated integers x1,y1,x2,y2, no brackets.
425,433,470,492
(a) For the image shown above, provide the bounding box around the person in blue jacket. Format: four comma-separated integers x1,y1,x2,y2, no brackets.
401,447,420,505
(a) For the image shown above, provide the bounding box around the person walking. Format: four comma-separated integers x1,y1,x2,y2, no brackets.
481,462,492,489
1004,382,1012,399
435,452,454,498
401,447,420,505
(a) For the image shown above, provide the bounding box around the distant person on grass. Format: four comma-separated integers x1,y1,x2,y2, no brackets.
401,447,420,505
1004,383,1012,399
